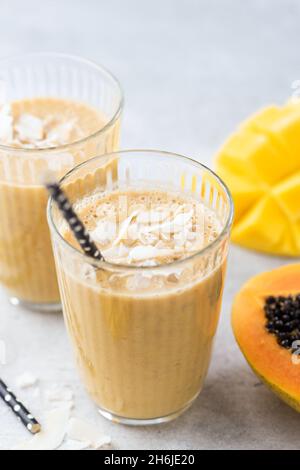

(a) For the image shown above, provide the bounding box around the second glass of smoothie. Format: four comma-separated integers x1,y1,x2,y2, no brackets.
0,53,123,311
48,150,233,424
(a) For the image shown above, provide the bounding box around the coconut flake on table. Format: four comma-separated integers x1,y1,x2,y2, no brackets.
15,372,38,389
45,387,74,404
13,405,71,450
60,439,91,451
67,417,111,449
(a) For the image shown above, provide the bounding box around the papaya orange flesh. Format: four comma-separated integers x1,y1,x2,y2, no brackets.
232,263,300,412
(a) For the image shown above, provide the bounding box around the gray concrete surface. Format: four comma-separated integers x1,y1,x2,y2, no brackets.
0,0,300,450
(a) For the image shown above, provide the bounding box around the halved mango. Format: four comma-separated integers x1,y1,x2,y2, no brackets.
215,102,300,256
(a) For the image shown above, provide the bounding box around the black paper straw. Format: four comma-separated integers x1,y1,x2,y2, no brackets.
0,378,41,434
46,182,104,261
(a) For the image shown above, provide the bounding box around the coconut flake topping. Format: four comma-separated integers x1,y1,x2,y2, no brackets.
0,103,80,148
85,193,222,267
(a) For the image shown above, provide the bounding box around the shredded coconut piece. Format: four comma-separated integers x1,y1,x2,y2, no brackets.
0,106,79,149
13,405,71,450
45,387,74,403
129,245,174,262
112,210,140,246
173,209,194,226
15,114,44,142
70,190,222,267
15,372,38,389
91,220,117,244
46,120,75,145
67,417,111,449
136,209,170,224
60,439,91,451
127,222,139,241
102,244,130,263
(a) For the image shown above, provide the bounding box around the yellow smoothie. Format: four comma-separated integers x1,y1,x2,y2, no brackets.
0,98,120,306
56,188,226,420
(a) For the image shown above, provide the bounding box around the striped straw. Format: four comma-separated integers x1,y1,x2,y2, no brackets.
0,378,41,434
46,182,104,261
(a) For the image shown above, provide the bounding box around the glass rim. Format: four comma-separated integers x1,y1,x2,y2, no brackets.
0,52,124,155
47,149,234,272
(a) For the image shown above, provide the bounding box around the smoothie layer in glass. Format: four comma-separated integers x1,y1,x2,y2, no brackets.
0,98,109,304
58,188,225,419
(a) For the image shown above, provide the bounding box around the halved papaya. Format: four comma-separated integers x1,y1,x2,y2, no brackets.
232,263,300,412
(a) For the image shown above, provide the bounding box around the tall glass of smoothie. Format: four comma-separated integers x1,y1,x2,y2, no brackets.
0,53,123,311
48,150,233,424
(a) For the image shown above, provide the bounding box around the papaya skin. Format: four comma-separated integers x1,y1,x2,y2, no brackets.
232,263,300,412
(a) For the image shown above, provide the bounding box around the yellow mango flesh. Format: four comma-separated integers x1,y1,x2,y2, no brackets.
215,102,300,256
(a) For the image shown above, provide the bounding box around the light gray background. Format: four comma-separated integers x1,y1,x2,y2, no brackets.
0,0,299,450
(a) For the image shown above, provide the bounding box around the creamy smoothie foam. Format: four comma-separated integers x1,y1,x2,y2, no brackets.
57,187,226,421
0,98,119,305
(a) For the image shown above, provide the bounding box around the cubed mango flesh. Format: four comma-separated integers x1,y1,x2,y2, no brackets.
215,102,300,256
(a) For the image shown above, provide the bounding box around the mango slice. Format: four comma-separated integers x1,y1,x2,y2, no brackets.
215,102,300,256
